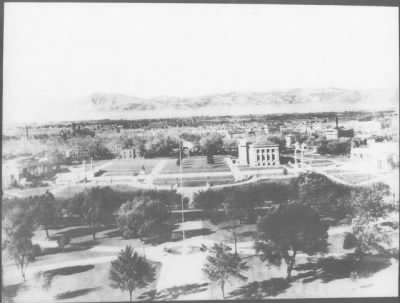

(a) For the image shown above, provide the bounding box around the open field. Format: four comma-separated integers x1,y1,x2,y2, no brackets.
160,156,230,174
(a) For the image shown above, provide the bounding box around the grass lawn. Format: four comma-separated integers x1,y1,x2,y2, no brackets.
104,158,163,175
223,254,398,299
161,156,230,174
52,184,155,199
153,175,235,187
331,173,376,184
6,260,162,303
237,166,283,172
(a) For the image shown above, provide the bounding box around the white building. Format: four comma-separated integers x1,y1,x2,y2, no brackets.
238,138,280,167
120,148,137,159
285,135,294,148
351,141,399,170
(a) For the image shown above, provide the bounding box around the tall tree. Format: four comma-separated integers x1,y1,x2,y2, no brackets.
256,203,329,280
33,191,57,239
343,182,395,261
3,201,37,281
116,197,169,239
203,243,248,299
296,172,352,219
349,183,392,221
193,190,223,220
81,187,118,239
343,222,392,261
109,246,155,302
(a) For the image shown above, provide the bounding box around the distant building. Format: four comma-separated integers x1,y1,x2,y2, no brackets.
238,137,280,167
325,117,354,140
120,148,138,159
228,130,246,139
285,135,295,148
325,128,339,140
2,156,59,188
351,140,399,170
65,147,90,161
110,143,123,155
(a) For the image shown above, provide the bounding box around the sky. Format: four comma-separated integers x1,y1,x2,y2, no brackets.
3,3,399,124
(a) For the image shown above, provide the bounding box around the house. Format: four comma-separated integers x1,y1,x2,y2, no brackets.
238,137,280,167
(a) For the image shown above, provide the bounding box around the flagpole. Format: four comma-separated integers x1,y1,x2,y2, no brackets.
179,141,186,244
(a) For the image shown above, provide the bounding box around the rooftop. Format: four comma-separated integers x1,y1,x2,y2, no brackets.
251,137,279,147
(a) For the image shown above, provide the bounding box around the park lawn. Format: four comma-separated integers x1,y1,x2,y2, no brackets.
103,158,163,175
220,254,399,300
4,217,399,302
161,156,230,174
8,260,162,303
153,175,235,187
52,184,152,199
237,166,283,172
331,173,376,184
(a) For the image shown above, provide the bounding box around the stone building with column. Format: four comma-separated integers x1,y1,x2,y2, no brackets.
238,137,280,167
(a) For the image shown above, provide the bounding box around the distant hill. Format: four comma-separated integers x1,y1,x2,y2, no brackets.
83,88,398,120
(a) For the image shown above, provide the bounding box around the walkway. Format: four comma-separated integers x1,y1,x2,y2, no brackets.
224,157,244,181
150,159,169,178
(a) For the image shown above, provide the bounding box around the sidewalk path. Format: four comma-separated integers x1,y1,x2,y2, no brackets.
224,157,244,181
150,159,169,178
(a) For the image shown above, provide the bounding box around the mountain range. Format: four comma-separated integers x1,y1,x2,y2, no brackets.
82,88,398,120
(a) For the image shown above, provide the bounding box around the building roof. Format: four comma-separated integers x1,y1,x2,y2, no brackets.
251,137,279,147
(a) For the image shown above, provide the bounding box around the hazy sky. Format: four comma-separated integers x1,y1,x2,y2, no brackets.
3,3,399,124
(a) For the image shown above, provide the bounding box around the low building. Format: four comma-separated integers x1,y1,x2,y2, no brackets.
238,137,280,167
351,140,399,170
120,148,137,159
2,156,59,188
228,130,246,140
325,117,354,140
110,143,123,155
65,147,90,161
